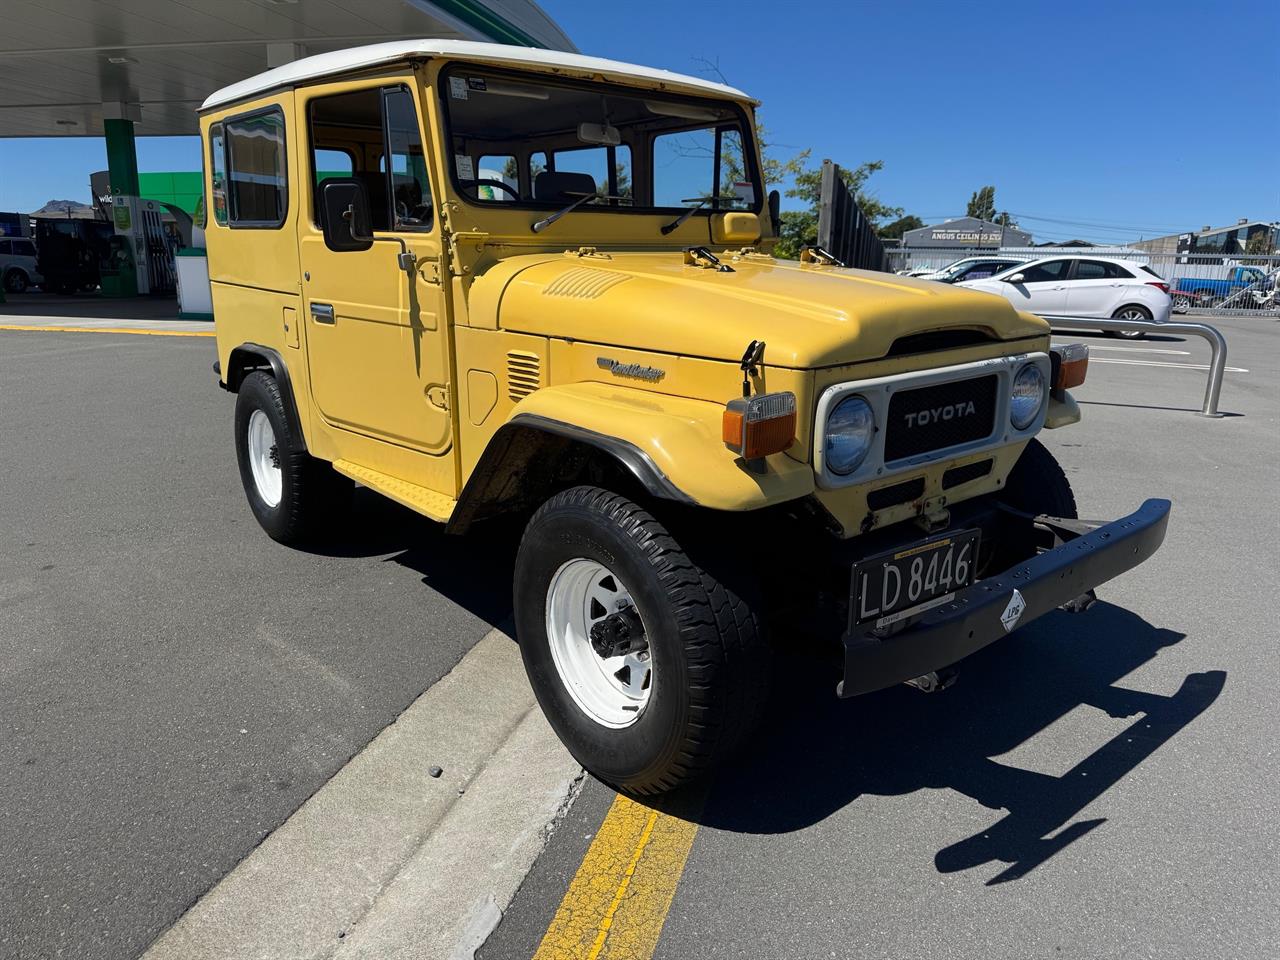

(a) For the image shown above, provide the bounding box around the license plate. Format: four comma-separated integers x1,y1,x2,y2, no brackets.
851,529,980,629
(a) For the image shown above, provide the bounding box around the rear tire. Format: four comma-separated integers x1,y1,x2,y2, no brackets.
514,485,771,795
1111,303,1152,339
1001,438,1077,519
234,371,351,545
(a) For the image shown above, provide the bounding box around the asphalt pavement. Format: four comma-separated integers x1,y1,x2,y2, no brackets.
0,329,515,959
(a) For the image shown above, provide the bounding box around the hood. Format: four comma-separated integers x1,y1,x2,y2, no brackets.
482,251,1047,369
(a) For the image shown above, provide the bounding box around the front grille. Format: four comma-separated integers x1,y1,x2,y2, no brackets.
884,374,997,462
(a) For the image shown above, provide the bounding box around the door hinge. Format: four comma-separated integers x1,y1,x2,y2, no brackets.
426,384,449,410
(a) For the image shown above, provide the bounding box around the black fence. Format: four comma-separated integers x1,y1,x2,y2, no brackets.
816,159,889,272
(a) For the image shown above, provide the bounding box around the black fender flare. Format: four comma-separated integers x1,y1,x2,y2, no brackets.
446,414,695,534
220,344,308,453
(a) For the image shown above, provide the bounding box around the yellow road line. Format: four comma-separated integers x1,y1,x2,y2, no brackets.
0,324,214,338
533,792,700,960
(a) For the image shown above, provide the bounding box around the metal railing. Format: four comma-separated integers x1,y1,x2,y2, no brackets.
1043,315,1228,418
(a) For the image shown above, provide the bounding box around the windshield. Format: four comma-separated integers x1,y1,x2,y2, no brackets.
439,66,762,222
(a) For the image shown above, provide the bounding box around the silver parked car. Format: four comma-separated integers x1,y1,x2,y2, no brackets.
0,236,42,293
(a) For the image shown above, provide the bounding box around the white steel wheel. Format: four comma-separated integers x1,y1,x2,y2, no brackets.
246,408,283,507
545,558,653,729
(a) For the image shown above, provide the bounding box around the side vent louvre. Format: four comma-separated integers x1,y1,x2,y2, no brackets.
507,351,542,400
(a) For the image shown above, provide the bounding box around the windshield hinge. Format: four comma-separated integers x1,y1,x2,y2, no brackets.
426,384,449,410
683,246,734,272
800,245,845,267
568,246,613,261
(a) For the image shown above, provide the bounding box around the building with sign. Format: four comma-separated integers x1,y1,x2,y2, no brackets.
901,216,1033,249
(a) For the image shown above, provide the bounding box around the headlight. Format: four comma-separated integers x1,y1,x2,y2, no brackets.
825,395,876,475
1010,363,1046,430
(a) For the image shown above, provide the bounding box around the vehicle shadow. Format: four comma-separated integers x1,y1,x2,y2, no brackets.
658,602,1224,885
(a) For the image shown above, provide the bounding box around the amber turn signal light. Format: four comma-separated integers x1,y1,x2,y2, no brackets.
723,391,797,460
1052,343,1088,390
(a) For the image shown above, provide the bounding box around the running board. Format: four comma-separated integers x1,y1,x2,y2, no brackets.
332,460,456,523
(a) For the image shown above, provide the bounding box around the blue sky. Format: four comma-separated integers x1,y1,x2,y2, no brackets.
2,0,1275,244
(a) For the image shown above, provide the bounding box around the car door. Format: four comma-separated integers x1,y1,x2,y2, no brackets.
297,80,454,489
997,259,1071,314
1062,259,1122,317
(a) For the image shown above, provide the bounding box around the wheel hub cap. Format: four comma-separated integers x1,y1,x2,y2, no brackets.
246,409,283,507
546,559,652,728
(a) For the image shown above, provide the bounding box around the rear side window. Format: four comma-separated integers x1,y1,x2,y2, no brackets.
1140,264,1163,279
14,239,35,256
0,239,10,254
225,109,288,227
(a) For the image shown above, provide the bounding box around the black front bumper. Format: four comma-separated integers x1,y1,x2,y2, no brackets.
838,498,1172,697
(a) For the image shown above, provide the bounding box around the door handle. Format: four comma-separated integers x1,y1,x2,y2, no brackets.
310,302,335,324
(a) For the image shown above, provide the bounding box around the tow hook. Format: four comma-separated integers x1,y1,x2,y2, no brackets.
589,607,648,659
905,668,958,693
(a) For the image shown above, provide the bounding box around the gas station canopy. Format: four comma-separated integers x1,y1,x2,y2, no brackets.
0,0,576,138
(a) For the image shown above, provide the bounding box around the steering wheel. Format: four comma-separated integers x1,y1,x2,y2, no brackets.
459,177,520,201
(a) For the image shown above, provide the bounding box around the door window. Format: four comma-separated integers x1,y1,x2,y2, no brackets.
14,239,35,257
1074,260,1129,280
1015,260,1070,283
307,86,433,231
0,240,10,255
225,110,287,227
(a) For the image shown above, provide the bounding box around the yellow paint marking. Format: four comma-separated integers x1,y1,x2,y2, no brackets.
533,792,700,960
0,324,214,338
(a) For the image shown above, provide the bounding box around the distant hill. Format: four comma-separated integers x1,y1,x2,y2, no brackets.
30,199,96,218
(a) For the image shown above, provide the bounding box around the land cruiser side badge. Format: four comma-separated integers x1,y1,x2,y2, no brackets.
1000,589,1026,632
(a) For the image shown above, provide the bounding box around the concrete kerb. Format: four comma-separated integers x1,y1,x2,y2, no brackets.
141,629,582,960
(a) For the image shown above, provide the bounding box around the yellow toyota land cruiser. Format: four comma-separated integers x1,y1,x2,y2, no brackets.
201,40,1170,794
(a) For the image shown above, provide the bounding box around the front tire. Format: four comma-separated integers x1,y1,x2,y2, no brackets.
233,371,351,544
1001,438,1077,519
514,486,770,795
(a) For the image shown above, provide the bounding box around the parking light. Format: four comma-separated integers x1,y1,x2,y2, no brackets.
723,392,796,460
1051,343,1089,391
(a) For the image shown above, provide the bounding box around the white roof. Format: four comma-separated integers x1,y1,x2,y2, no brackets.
201,39,751,111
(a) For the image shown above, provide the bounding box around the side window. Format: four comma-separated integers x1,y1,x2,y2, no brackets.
209,122,227,226
15,240,36,256
0,239,11,255
1018,260,1070,283
383,88,432,230
225,110,287,227
1074,260,1109,280
477,154,518,201
307,87,432,231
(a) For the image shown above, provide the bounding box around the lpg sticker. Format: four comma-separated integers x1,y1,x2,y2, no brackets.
449,76,469,100
1000,589,1026,632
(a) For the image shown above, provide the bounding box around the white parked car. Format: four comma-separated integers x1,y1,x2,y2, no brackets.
0,236,42,293
916,255,1029,283
958,256,1172,338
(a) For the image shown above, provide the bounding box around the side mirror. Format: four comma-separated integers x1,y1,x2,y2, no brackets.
321,179,374,253
768,189,781,238
1005,272,1026,284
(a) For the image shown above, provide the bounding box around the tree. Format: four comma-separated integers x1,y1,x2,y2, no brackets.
967,185,996,221
773,159,903,260
880,214,924,241
995,210,1019,229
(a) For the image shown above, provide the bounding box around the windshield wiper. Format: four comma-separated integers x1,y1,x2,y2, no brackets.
532,191,631,233
660,196,723,236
